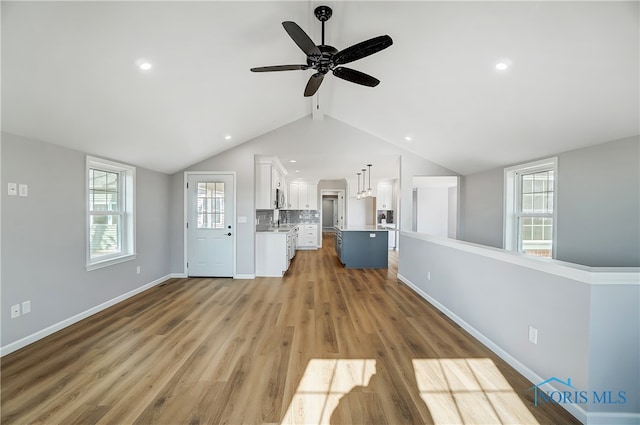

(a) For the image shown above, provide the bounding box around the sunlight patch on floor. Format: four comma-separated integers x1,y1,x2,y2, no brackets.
413,358,539,424
281,359,376,425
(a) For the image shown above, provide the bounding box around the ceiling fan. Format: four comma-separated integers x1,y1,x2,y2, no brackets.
250,5,393,97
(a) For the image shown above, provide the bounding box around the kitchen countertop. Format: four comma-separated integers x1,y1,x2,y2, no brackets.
378,223,396,229
334,225,389,232
256,224,299,233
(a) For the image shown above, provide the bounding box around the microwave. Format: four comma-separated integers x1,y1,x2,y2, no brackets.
275,188,286,209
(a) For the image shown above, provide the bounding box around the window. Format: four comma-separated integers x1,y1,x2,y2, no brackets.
86,156,136,270
197,182,225,229
504,158,557,258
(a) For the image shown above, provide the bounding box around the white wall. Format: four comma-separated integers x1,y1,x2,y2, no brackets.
398,231,640,424
416,187,449,236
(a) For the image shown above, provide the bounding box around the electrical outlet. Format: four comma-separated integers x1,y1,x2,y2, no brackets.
11,304,20,319
528,326,538,344
22,300,31,314
427,271,431,281
136,266,141,274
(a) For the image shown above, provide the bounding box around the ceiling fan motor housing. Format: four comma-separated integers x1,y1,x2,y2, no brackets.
308,45,338,74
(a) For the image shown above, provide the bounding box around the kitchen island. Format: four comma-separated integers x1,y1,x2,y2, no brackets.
334,225,389,268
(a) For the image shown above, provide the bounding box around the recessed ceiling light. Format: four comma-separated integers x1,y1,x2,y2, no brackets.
295,170,301,173
495,59,513,71
405,136,412,142
224,135,232,140
289,160,297,163
136,59,153,72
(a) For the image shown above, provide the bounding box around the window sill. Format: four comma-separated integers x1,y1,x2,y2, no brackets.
86,253,137,271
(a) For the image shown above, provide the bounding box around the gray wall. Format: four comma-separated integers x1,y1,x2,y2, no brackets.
555,136,640,266
459,168,504,248
588,284,640,415
1,132,172,348
461,136,640,266
169,115,456,276
398,232,640,418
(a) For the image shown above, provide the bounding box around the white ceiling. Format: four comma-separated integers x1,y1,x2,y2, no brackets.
2,1,638,177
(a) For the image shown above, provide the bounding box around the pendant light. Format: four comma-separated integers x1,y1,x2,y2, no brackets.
366,164,373,197
356,173,362,200
361,168,367,198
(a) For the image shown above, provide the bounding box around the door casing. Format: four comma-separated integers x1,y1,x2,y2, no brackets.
183,171,237,278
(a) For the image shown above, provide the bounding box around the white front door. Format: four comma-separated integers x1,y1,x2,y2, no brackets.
187,173,234,277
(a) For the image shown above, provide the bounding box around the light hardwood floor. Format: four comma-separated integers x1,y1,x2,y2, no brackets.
1,233,579,424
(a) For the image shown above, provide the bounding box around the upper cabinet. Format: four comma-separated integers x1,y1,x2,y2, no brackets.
255,156,288,209
376,182,394,210
287,182,318,210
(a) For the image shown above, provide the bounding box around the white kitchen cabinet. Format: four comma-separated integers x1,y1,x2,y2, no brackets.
272,167,284,191
255,156,287,209
305,184,318,209
297,223,318,249
287,182,299,209
256,226,297,276
287,182,317,210
377,183,394,210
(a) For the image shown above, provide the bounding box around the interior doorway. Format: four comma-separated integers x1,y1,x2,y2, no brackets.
322,197,338,231
320,190,345,233
412,176,459,238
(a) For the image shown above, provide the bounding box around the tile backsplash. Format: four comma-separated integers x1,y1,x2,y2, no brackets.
256,209,320,228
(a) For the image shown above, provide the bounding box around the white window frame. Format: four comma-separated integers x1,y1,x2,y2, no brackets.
504,157,558,258
86,156,136,270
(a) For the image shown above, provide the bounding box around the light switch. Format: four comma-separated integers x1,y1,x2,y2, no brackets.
18,184,28,197
8,183,17,196
238,216,248,223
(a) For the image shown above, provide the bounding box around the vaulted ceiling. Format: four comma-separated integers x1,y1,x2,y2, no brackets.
2,1,638,176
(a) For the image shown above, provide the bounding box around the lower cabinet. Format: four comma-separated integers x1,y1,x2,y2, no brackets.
256,232,292,277
339,230,389,268
297,224,318,249
388,229,396,249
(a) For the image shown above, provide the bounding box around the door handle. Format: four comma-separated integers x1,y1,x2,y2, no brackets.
227,232,232,236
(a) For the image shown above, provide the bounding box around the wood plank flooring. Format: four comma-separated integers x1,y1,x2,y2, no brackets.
1,233,580,424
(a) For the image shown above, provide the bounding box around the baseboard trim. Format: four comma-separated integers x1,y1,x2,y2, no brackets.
170,273,188,278
1,274,172,357
585,412,640,425
234,274,255,279
397,272,589,424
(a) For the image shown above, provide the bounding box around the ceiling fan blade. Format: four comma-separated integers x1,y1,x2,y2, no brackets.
304,73,324,97
333,35,393,66
250,65,309,72
333,67,380,87
282,21,321,57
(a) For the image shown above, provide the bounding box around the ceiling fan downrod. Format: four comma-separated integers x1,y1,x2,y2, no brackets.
314,5,332,46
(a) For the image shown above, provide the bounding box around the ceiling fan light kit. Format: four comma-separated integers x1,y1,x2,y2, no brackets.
250,5,393,97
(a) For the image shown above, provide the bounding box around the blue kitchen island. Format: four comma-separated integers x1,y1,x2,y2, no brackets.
334,225,389,268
